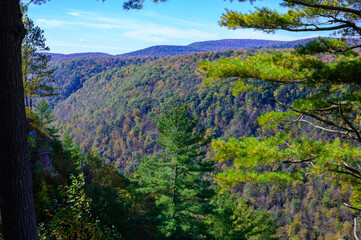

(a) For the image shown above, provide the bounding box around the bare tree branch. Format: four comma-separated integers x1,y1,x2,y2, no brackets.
283,24,351,32
298,118,352,136
344,203,361,211
271,98,354,133
341,161,361,176
330,170,361,180
283,156,315,164
338,104,361,141
355,218,360,240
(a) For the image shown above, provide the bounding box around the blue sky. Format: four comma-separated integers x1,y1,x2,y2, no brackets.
27,0,326,54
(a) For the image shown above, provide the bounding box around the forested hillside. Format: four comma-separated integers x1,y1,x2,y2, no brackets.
1,0,360,239
47,52,113,63
49,56,157,105
51,48,358,239
52,49,282,169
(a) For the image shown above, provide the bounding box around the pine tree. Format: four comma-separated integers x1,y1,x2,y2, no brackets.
134,104,214,239
22,13,56,109
199,1,361,208
0,1,163,238
207,190,278,240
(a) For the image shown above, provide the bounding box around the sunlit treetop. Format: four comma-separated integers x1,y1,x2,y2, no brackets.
199,1,361,211
222,0,361,37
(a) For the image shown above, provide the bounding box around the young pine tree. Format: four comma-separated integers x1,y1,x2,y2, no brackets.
134,104,214,240
22,13,56,109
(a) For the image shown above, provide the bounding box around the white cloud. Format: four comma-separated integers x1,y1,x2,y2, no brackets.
36,11,217,44
47,40,129,52
35,19,69,28
66,9,98,17
67,11,81,16
123,25,216,43
141,11,208,28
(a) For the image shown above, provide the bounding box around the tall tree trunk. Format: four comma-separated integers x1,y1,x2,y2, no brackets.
172,164,178,214
0,0,38,239
171,164,178,240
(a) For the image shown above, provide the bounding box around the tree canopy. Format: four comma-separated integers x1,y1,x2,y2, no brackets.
199,0,361,211
134,104,214,239
22,14,55,109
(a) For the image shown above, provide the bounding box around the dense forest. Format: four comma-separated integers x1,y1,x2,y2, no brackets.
48,48,359,239
1,1,361,240
52,49,277,168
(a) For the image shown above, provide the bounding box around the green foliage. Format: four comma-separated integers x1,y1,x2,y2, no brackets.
295,38,358,56
134,104,214,239
207,190,278,240
50,48,358,238
53,50,283,169
35,100,54,126
49,56,157,107
22,14,56,108
221,1,361,37
211,135,361,199
211,135,303,186
201,1,361,238
200,0,361,187
122,0,166,10
83,150,131,238
220,7,303,33
34,99,58,137
32,133,128,239
28,103,127,239
39,174,104,240
200,51,324,84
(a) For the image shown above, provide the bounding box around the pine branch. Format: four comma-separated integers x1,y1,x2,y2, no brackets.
344,203,361,212
287,0,361,17
330,170,361,180
283,24,350,32
271,98,355,133
298,117,353,137
338,104,361,141
282,155,316,164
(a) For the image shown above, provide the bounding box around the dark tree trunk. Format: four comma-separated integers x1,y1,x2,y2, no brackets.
0,0,38,239
171,164,178,239
172,164,178,209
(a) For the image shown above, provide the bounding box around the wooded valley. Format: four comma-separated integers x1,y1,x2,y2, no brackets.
1,1,361,240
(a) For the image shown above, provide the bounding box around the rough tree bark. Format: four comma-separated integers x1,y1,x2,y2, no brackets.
0,0,38,239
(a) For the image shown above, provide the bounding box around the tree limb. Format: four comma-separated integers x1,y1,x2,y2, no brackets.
287,0,361,17
338,104,361,141
282,24,350,32
271,98,354,133
341,161,361,176
344,203,361,212
298,118,352,136
330,170,361,180
282,156,315,164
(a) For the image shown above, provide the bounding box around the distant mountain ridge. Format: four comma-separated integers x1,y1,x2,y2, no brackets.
46,52,113,63
46,38,321,62
119,39,285,57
